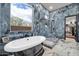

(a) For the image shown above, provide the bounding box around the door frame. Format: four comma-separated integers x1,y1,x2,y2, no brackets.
64,15,78,40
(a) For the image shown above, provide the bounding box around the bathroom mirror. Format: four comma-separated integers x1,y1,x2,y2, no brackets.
10,3,33,31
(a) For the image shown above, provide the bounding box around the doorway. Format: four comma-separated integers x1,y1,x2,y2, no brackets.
65,16,76,41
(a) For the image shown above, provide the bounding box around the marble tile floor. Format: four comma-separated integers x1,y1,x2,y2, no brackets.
43,38,79,56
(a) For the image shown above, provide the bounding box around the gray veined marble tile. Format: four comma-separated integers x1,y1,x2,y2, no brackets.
43,38,79,56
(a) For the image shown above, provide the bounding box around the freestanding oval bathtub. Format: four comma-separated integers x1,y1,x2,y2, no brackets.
4,36,46,56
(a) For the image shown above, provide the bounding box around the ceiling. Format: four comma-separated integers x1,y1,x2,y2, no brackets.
42,3,70,11
66,16,76,24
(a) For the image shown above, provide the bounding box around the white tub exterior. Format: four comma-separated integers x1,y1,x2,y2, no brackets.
4,36,46,52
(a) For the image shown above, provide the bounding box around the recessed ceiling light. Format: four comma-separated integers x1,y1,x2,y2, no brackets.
49,6,53,10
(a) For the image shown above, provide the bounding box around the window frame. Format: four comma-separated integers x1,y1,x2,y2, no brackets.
10,3,34,32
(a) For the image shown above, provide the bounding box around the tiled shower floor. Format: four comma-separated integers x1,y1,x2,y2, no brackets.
43,38,79,56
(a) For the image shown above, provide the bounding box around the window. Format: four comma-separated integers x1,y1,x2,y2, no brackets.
10,3,32,31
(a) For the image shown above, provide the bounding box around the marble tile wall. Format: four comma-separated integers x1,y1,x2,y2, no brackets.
0,3,33,41
31,3,50,37
0,3,47,55
0,3,49,40
50,3,79,38
0,4,1,37
1,3,79,39
0,3,10,37
1,3,79,56
32,3,79,38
